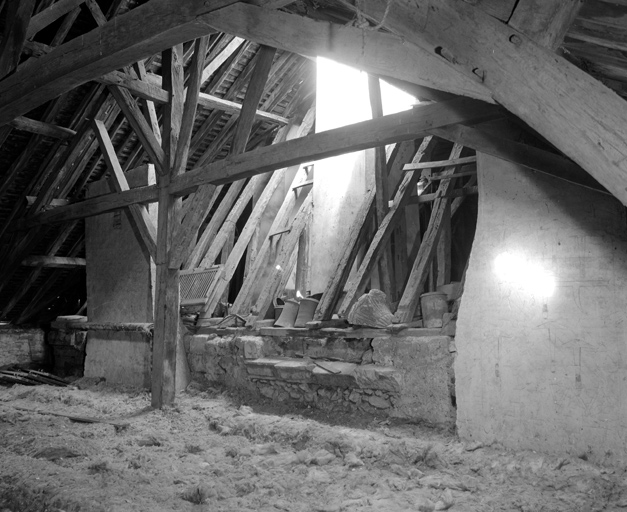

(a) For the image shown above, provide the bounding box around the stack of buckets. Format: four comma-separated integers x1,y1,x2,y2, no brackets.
273,295,321,328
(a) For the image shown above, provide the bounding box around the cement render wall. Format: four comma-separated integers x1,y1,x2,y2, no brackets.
456,154,627,465
85,166,156,323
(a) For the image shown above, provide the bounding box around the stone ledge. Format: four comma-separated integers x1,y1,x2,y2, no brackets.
245,357,401,392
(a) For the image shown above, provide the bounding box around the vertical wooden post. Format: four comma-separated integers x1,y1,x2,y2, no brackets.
368,74,395,299
151,44,185,408
295,224,310,296
436,202,451,287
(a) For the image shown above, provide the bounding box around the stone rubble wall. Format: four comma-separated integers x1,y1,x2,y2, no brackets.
0,327,48,368
185,331,456,427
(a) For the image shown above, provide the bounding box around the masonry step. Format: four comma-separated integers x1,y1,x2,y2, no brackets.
245,357,402,393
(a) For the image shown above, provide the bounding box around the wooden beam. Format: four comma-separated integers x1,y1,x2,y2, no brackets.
18,98,498,230
249,194,313,322
0,0,236,125
395,145,464,323
172,107,309,271
0,0,36,78
200,36,244,84
205,3,494,104
353,0,627,206
109,85,165,175
171,97,500,195
337,137,438,318
26,0,84,38
175,182,244,270
151,44,185,409
199,178,260,268
202,167,290,314
22,256,86,268
173,36,210,176
132,60,162,147
9,116,76,140
84,0,107,26
508,0,583,50
230,45,276,155
404,156,477,171
97,71,170,103
428,124,604,191
110,68,288,124
198,93,289,125
92,119,157,260
368,74,394,300
18,180,158,229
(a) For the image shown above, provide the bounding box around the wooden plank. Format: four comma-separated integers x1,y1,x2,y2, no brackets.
202,168,287,314
112,70,289,124
21,256,86,268
508,0,583,50
352,0,627,207
132,60,162,146
428,124,603,191
97,71,170,103
337,137,438,318
394,145,464,323
170,97,500,195
249,194,313,321
9,116,76,140
205,3,494,104
199,177,261,268
404,156,477,171
17,181,158,228
0,0,236,125
26,0,84,38
177,181,245,269
20,99,495,231
109,85,165,175
368,74,394,300
84,0,107,26
230,45,276,155
198,93,289,125
200,36,244,84
173,109,302,270
173,36,210,176
92,119,157,259
0,0,36,78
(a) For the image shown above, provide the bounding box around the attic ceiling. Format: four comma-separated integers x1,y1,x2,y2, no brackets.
0,0,626,325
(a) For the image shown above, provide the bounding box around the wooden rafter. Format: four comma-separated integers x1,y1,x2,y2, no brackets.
0,0,36,79
18,97,499,229
351,0,627,207
92,120,157,260
395,144,465,323
205,3,494,103
0,0,242,125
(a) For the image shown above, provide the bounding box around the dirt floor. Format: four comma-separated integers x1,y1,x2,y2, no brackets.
1,381,627,512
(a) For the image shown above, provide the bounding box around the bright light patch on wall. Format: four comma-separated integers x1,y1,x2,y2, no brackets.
494,252,556,298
